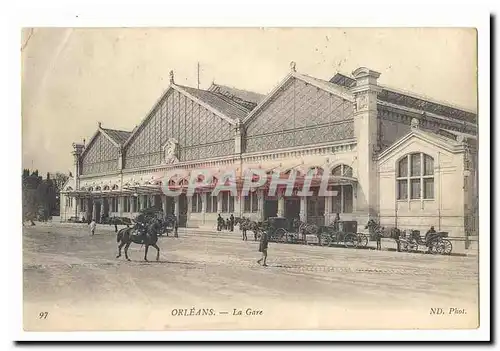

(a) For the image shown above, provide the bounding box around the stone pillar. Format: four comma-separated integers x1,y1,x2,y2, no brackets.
324,195,331,225
299,196,307,222
186,196,192,227
92,200,97,221
217,193,222,214
257,190,265,221
233,195,242,217
201,192,207,224
161,195,167,215
100,199,105,221
174,197,180,221
118,196,123,216
277,195,285,217
351,67,382,219
234,118,243,154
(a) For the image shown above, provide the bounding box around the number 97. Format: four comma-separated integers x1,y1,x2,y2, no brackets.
39,312,48,319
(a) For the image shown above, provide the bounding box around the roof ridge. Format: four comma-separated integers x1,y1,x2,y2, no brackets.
181,84,252,114
380,84,477,115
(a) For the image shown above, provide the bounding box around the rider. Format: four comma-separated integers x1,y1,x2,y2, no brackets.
425,226,437,240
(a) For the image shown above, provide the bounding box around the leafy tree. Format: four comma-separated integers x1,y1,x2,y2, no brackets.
53,172,70,193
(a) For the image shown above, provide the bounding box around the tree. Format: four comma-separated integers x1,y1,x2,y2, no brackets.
22,169,41,223
53,172,70,193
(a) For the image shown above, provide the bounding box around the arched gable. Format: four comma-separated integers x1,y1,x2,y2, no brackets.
124,88,235,169
243,76,355,153
81,131,119,175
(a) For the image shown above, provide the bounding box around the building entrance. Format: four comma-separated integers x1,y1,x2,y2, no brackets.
178,194,188,227
264,199,278,219
284,197,300,230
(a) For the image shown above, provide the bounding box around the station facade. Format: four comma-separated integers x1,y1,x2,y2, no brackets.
60,64,478,247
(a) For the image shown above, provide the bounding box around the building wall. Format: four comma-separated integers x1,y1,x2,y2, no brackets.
124,89,234,169
244,77,355,153
378,136,465,241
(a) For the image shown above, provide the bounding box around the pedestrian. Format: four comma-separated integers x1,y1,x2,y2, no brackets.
89,219,96,236
174,215,179,238
257,227,270,267
114,218,118,233
230,214,235,232
217,214,223,231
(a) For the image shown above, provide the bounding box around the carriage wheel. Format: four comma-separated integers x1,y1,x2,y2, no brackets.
357,233,368,247
275,228,287,243
435,239,453,255
344,234,358,248
400,240,409,252
428,240,440,254
318,233,328,246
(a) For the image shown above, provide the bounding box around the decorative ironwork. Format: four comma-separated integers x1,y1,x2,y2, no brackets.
124,90,234,169
81,132,119,175
244,78,354,153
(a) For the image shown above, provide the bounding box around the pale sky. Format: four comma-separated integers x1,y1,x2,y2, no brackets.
21,28,477,175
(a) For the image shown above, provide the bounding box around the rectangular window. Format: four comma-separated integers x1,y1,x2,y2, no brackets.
424,178,434,199
222,192,229,213
206,193,212,213
229,195,235,213
331,185,342,213
251,192,258,212
398,156,408,177
411,154,421,176
343,185,353,213
398,180,408,200
424,155,434,175
212,194,218,213
191,194,202,213
244,196,251,212
206,193,218,213
410,179,421,199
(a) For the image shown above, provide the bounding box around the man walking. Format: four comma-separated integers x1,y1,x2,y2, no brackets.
89,219,96,236
229,214,235,232
257,228,270,267
217,214,223,231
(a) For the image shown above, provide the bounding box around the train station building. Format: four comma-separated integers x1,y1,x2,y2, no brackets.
60,63,478,247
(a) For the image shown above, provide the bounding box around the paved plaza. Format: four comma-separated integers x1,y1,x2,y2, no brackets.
23,223,479,331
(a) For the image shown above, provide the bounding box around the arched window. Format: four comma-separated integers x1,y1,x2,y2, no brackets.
331,164,353,177
307,167,324,177
397,153,434,200
330,164,354,213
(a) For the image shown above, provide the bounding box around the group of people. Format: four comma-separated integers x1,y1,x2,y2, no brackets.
217,214,235,232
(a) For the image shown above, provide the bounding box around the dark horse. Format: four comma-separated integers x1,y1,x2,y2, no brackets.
116,219,162,261
235,217,263,241
365,219,402,251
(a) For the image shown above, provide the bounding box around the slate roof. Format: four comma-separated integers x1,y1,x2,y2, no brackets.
101,128,132,145
179,85,250,120
329,72,477,124
208,83,265,111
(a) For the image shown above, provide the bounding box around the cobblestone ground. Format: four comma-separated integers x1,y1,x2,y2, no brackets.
23,223,479,331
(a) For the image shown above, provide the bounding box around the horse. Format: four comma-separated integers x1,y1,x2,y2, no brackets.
365,219,402,251
116,218,163,261
236,217,262,241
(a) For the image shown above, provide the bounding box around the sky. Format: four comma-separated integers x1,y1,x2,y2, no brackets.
21,28,477,176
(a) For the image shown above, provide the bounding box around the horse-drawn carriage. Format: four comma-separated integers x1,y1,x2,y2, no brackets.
399,230,453,255
265,217,303,243
317,221,369,248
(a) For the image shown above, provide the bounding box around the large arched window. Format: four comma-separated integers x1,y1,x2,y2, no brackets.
332,164,353,177
397,153,434,200
331,164,354,213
